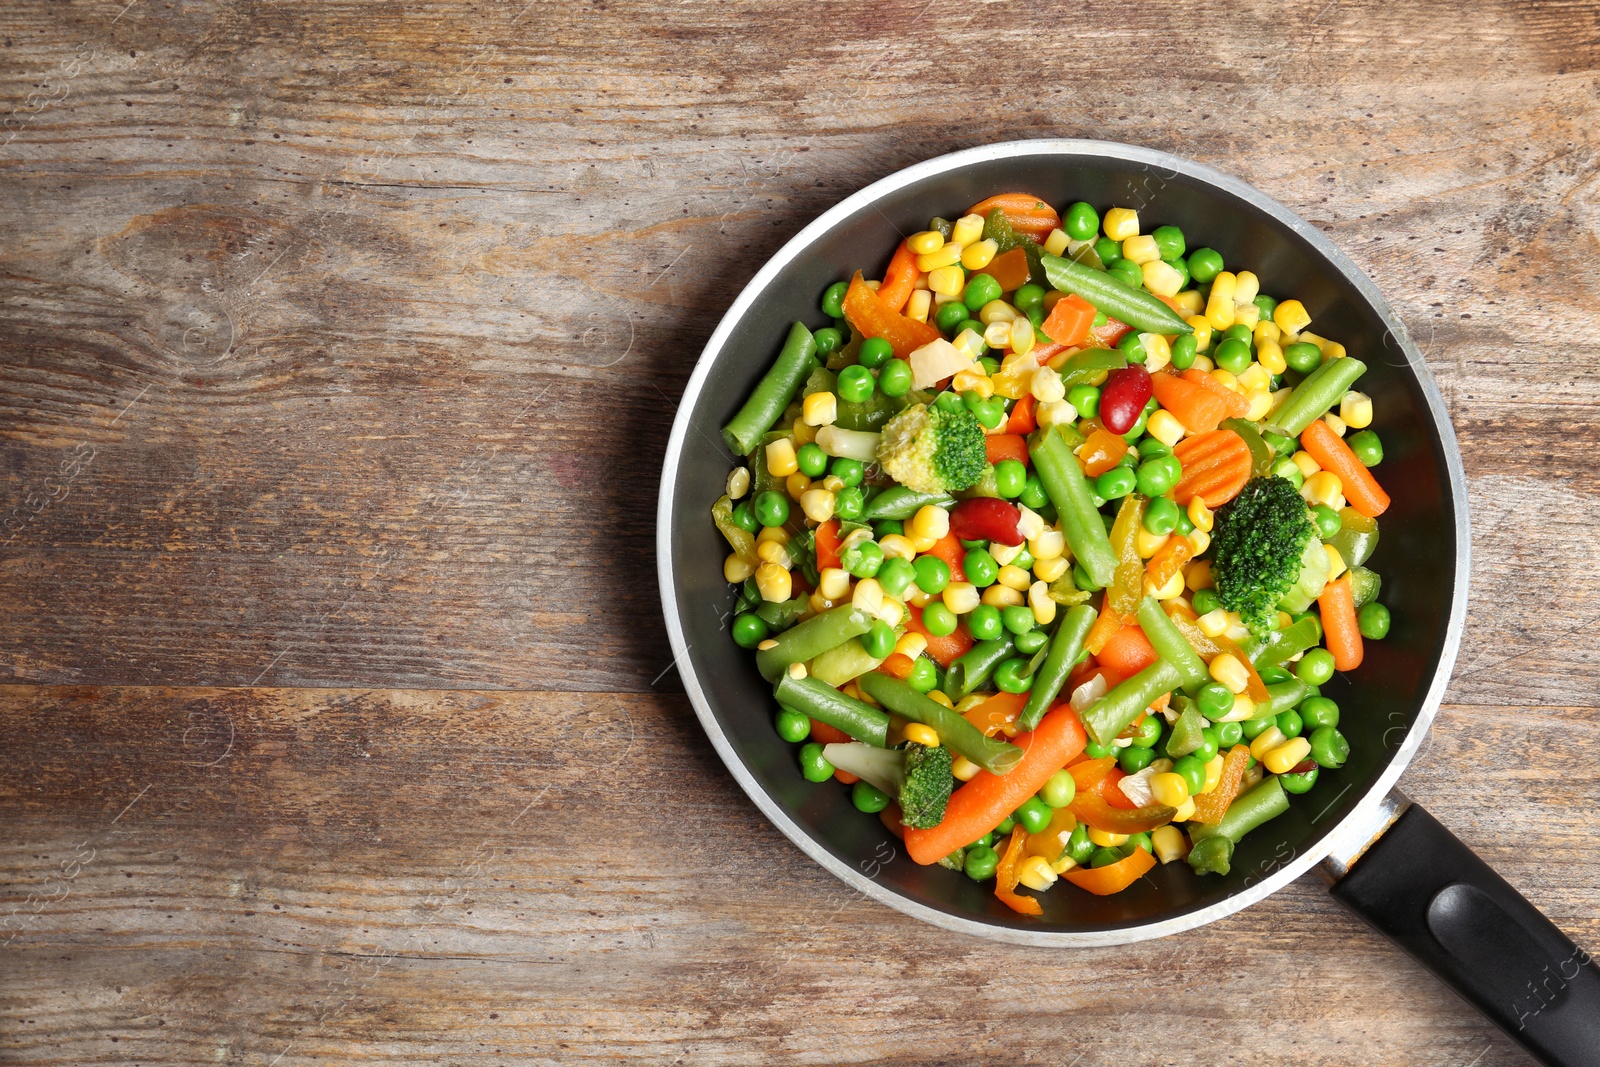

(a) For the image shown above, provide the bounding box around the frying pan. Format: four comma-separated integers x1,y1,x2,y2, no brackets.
656,141,1600,1065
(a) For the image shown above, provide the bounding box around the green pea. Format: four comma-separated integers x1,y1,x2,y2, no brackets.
984,458,1025,500
754,491,790,527
878,358,913,397
1090,846,1124,869
1107,258,1143,290
1214,337,1252,375
1262,430,1295,456
1296,648,1336,686
1347,429,1384,467
1083,740,1111,760
1165,256,1191,291
730,501,759,533
1127,831,1155,855
969,832,995,849
968,393,1006,430
1095,465,1138,501
1117,329,1147,365
795,442,828,478
1065,202,1100,241
1254,294,1277,320
731,613,769,650
964,845,1000,881
1136,455,1182,498
1310,503,1342,540
1121,409,1150,443
1299,696,1339,730
1001,605,1035,636
775,706,810,742
1014,629,1048,655
1013,283,1046,312
1016,475,1048,513
1284,341,1322,375
1093,237,1120,264
821,281,849,319
874,519,904,538
993,656,1033,694
979,356,1000,376
1280,765,1319,794
1151,225,1186,261
813,326,843,356
1173,754,1208,796
1271,457,1304,490
1216,720,1244,748
1191,727,1220,763
1358,602,1391,640
1167,332,1198,371
1014,796,1052,833
860,620,895,660
1135,496,1176,537
907,655,938,693
845,540,882,579
834,486,865,522
966,603,1003,641
799,742,833,782
1061,824,1092,865
1196,682,1234,720
1276,708,1303,740
1131,714,1163,749
1191,588,1221,615
1119,743,1154,774
838,365,875,403
921,601,958,637
1187,248,1224,284
855,335,892,370
877,556,916,598
963,273,1002,311
996,816,1016,835
1240,715,1276,741
1065,388,1100,423
935,391,966,415
934,300,969,334
1041,769,1077,808
823,458,860,488
913,555,951,594
1073,561,1100,592
1309,726,1349,769
852,780,891,813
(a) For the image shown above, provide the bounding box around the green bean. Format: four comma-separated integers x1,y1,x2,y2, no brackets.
1259,679,1310,718
1135,596,1208,694
1041,254,1193,336
773,671,889,747
1272,357,1367,436
861,486,953,521
721,322,818,455
1188,776,1289,844
1253,617,1321,669
1019,604,1098,731
1080,659,1183,748
1029,427,1118,588
946,637,1016,699
809,637,884,687
856,672,1024,775
1056,349,1126,390
1220,418,1275,478
755,605,872,682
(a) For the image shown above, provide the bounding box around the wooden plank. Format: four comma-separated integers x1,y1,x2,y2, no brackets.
1,684,1590,1065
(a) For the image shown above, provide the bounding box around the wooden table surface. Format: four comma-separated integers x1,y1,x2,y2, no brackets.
3,1,1598,1063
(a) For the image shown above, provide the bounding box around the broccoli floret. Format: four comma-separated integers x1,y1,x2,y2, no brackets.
875,402,988,494
1210,475,1318,635
821,741,954,829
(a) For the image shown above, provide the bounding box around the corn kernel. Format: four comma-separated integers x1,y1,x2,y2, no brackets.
1122,234,1161,265
1323,413,1347,437
1174,289,1205,316
1232,271,1260,306
1198,608,1230,638
1185,497,1214,534
1245,388,1274,422
1030,580,1057,625
979,300,1017,325
950,214,985,247
1150,772,1191,809
756,539,791,567
895,632,928,659
1033,555,1069,583
1191,354,1215,372
1051,854,1079,874
915,241,964,272
951,754,980,781
1206,272,1237,330
792,417,817,445
927,264,965,296
1148,569,1185,600
755,561,792,602
1264,736,1313,775
1147,409,1186,447
1237,363,1271,394
1230,693,1256,720
904,722,941,748
1185,314,1213,351
876,598,904,628
1010,316,1035,356
1017,854,1058,891
1303,470,1345,509
1028,366,1066,404
1274,298,1311,335
1323,341,1347,360
1210,368,1242,393
907,532,938,553
997,564,1033,592
952,368,994,398
1170,797,1196,823
1102,207,1139,241
822,475,846,494
960,238,998,271
983,321,1012,348
786,472,811,500
989,541,1023,566
1199,754,1225,794
756,526,789,546
982,584,1025,608
1210,653,1250,694
953,328,986,359
1029,528,1065,561
908,230,946,255
1253,320,1282,346
1324,542,1348,580
1088,826,1129,848
1016,506,1046,541
906,288,932,324
1291,450,1321,479
1298,330,1331,353
879,534,916,560
1340,391,1373,429
926,691,954,711
724,553,753,583
1187,528,1210,557
943,581,980,615
1140,332,1173,372
908,505,950,543
1137,527,1171,559
765,438,798,477
1142,259,1184,297
1042,227,1070,256
1185,559,1214,591
1150,825,1187,863
1249,726,1287,762
851,577,884,616
1234,302,1261,329
800,488,836,523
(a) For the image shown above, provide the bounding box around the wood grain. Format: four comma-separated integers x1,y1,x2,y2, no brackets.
0,0,1597,1061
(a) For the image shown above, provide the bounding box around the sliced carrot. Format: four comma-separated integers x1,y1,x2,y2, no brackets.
978,247,1031,292
879,803,905,840
1091,316,1132,348
878,240,918,313
1319,572,1365,672
1097,624,1159,678
1078,427,1128,477
1006,394,1038,435
1040,293,1096,347
814,519,842,571
1180,368,1251,418
905,703,1088,866
967,193,1061,239
1172,429,1251,507
906,603,974,667
833,768,860,784
810,719,851,745
985,432,1030,469
877,653,915,680
1062,843,1155,895
1301,418,1391,518
1150,371,1228,434
922,532,968,583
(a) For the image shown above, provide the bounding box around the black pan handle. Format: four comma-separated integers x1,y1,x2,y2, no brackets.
1325,795,1600,1066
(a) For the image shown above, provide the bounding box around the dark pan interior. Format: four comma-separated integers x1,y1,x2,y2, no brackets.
664,149,1461,935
